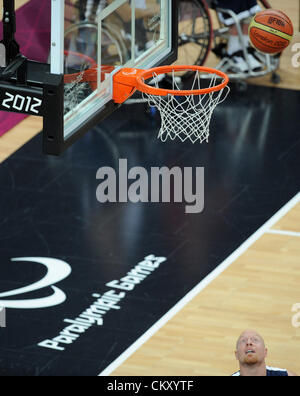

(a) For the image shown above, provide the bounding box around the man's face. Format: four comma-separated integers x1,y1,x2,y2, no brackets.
235,331,267,365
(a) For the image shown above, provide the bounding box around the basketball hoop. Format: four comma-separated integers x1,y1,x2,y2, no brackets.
113,66,230,143
64,61,230,143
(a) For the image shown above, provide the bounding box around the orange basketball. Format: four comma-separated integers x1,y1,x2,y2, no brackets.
249,9,293,54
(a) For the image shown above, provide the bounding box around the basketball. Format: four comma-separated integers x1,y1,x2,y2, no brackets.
249,9,293,54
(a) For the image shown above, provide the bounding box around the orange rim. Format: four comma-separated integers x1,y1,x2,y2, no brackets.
136,65,229,96
63,50,97,84
63,51,115,89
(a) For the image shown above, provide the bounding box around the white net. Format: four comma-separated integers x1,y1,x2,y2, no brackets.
64,71,90,115
143,70,230,143
64,52,93,115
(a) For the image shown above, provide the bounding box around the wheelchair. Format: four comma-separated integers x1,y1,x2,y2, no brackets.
63,0,281,100
177,0,281,88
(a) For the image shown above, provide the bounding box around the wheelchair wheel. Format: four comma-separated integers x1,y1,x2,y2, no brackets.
175,0,213,79
258,0,272,9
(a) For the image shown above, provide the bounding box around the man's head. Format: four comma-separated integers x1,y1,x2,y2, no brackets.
235,330,268,366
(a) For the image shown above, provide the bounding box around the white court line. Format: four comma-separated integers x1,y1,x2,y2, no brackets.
267,229,300,237
99,191,300,376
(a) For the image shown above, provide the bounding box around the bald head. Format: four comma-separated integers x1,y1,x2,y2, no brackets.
236,330,265,349
235,330,267,366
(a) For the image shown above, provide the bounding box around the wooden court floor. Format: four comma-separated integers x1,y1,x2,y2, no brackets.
108,197,300,376
0,0,300,376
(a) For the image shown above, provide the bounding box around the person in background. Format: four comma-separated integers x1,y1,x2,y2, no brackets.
216,0,263,72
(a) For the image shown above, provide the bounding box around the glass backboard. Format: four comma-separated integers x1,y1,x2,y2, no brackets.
48,0,178,154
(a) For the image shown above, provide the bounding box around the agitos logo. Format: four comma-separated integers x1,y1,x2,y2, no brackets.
0,257,71,309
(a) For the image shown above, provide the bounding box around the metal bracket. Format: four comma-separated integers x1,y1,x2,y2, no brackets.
0,0,20,66
0,54,27,84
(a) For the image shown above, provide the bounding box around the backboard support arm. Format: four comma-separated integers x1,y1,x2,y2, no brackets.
0,0,20,66
0,0,64,155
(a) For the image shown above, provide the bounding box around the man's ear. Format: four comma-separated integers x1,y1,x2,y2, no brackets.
235,350,238,360
264,348,268,358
